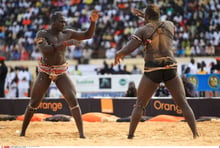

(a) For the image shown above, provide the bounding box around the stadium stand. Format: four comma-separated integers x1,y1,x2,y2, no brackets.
0,0,220,60
0,0,219,98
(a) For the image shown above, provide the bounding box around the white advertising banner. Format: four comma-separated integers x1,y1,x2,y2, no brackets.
48,75,142,97
70,75,142,92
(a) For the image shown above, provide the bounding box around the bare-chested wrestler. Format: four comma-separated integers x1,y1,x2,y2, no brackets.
114,4,199,139
20,10,99,138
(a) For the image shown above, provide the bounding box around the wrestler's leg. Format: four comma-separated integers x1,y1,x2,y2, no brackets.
164,75,199,138
128,75,159,139
55,74,85,138
20,73,51,136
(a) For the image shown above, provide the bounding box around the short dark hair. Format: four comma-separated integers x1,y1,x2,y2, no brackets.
51,11,63,23
144,4,160,20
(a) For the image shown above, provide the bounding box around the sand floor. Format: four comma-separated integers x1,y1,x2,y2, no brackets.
0,120,220,146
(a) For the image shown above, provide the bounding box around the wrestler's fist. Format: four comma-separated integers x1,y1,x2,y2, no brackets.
90,10,99,22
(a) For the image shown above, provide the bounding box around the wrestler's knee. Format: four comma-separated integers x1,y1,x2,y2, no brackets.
133,104,146,112
27,100,41,111
69,104,79,111
27,104,38,112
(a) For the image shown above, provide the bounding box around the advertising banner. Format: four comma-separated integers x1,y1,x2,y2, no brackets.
1,98,220,118
47,74,219,97
48,75,142,97
186,74,220,91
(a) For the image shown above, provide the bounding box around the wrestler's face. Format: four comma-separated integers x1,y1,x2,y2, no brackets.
53,15,66,31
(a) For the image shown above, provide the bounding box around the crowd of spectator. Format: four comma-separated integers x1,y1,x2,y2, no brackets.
95,60,142,75
183,57,220,74
0,0,220,98
4,65,32,98
0,0,220,62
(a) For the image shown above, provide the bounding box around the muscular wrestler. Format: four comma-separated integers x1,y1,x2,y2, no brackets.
20,10,99,138
114,4,199,139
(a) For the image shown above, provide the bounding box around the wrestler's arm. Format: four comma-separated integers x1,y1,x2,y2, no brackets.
36,30,55,54
69,10,99,40
114,28,143,65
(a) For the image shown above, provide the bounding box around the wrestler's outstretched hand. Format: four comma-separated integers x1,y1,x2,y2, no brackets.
131,8,144,18
114,52,124,65
90,10,99,22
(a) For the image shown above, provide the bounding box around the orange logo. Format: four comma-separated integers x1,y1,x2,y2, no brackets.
154,100,182,114
38,102,63,111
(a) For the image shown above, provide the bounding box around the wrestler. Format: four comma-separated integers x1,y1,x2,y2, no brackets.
114,4,199,139
20,10,99,138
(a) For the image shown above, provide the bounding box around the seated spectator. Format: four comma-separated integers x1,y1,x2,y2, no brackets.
154,83,170,97
121,65,131,74
131,65,142,74
95,60,111,75
125,81,137,97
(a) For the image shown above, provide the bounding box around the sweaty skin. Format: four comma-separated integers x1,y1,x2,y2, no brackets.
20,10,99,138
114,4,199,139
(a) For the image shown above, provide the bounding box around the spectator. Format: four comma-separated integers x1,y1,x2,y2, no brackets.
185,58,198,74
96,60,111,75
205,43,215,56
17,66,30,97
0,56,8,97
105,45,116,59
82,45,93,64
197,63,208,97
5,67,18,98
0,0,220,59
73,46,83,64
181,75,197,97
131,65,142,74
125,81,137,97
121,65,131,74
154,83,170,97
211,57,220,74
197,65,208,74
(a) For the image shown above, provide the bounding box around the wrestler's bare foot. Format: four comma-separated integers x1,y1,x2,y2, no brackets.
80,135,86,139
127,134,134,139
20,132,25,137
193,133,199,139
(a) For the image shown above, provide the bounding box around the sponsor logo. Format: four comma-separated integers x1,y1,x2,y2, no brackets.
208,75,219,89
76,79,94,84
38,102,63,112
119,78,127,86
99,78,111,89
187,76,198,88
153,100,182,114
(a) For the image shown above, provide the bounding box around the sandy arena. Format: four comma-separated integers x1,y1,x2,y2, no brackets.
0,120,220,146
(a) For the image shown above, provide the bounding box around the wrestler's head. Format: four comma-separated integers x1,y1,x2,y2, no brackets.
51,11,66,31
144,4,160,22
